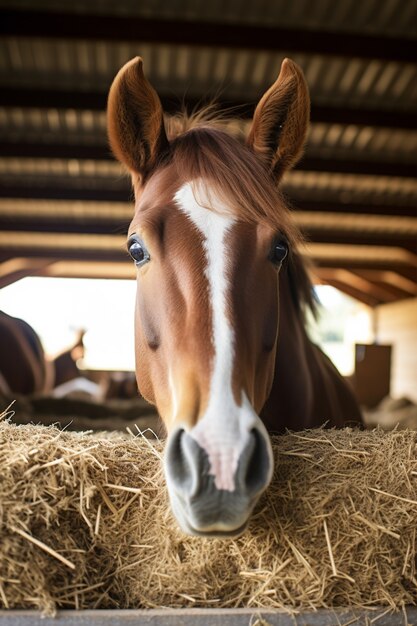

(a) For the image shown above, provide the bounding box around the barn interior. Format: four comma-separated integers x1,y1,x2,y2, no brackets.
0,0,416,430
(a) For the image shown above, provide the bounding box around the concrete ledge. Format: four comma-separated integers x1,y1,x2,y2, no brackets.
0,607,416,625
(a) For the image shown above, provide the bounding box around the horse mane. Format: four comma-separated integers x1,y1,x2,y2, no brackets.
164,110,317,321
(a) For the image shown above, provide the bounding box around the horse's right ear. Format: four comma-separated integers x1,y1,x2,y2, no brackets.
107,57,169,184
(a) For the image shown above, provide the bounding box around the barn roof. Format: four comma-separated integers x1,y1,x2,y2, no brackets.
0,0,416,306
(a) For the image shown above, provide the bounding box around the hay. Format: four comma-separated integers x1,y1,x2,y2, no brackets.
0,414,416,615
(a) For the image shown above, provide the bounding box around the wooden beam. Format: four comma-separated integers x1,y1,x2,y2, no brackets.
0,257,55,289
293,212,417,235
317,278,380,307
315,268,399,303
0,216,130,235
305,242,417,267
1,217,416,254
0,231,128,263
314,260,417,282
352,270,417,295
303,232,417,254
44,260,135,280
0,249,127,264
294,200,416,218
0,184,132,203
1,232,416,281
296,156,417,179
0,198,132,221
1,87,416,130
1,9,416,62
1,141,415,178
0,257,135,285
0,184,414,217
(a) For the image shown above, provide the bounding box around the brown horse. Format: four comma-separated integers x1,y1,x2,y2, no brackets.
107,57,362,537
0,311,85,395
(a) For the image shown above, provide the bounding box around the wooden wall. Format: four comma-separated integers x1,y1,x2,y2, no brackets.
375,297,417,403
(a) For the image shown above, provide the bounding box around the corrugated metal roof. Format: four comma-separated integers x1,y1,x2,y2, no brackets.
1,0,416,39
1,38,416,111
0,109,415,168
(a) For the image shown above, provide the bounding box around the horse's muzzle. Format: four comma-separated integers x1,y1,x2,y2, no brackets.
164,426,273,536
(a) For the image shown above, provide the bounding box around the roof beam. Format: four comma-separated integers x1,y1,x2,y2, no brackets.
5,248,414,275
313,260,417,282
316,278,380,307
294,200,416,218
351,270,417,295
315,268,399,303
0,257,54,289
0,184,133,203
0,257,135,287
1,216,416,252
0,216,130,236
305,242,417,267
1,9,415,62
0,184,414,217
304,232,417,254
1,141,415,178
296,157,417,179
1,88,416,130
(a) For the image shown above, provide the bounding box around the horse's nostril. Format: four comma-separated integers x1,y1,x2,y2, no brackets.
165,429,188,485
242,429,272,495
165,429,200,496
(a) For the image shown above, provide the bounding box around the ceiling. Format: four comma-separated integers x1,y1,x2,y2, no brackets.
0,0,416,306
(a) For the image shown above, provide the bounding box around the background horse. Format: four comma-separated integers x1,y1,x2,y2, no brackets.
107,56,363,537
0,311,85,395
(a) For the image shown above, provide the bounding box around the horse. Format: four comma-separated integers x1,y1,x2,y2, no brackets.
0,311,50,395
0,311,85,395
107,56,363,537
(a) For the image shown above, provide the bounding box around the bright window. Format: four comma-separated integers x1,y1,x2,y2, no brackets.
0,276,136,371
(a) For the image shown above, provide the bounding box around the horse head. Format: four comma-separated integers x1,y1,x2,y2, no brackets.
107,57,310,536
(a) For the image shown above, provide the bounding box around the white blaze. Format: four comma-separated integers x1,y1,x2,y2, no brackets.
174,182,260,491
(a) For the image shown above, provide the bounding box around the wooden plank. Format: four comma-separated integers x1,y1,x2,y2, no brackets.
0,184,415,218
2,216,417,252
1,88,416,130
356,270,417,295
0,607,416,626
305,232,417,254
318,278,381,306
1,141,415,178
316,268,399,303
1,8,416,61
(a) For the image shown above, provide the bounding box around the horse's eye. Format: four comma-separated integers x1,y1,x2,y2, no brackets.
128,238,150,266
271,241,288,266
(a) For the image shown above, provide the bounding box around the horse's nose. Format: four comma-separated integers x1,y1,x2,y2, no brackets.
164,426,272,536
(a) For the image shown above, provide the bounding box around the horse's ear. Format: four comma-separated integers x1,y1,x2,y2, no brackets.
247,58,310,182
107,57,169,184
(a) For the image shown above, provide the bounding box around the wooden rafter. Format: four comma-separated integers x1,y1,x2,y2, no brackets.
0,141,415,179
314,268,400,304
1,215,416,254
316,278,380,307
0,257,135,287
352,270,417,296
1,87,416,130
1,9,415,62
0,184,414,217
303,232,417,254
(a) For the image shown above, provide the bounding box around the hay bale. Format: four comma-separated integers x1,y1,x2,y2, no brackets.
0,415,416,615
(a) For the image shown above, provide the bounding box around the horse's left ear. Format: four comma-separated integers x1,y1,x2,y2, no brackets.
107,57,169,185
247,58,310,182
